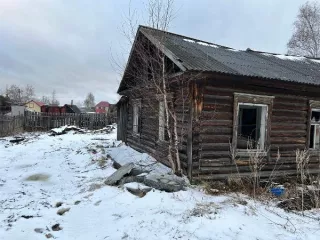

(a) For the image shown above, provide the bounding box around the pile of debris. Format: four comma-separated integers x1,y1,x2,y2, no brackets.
104,160,187,194
50,124,116,136
50,125,85,136
277,184,320,211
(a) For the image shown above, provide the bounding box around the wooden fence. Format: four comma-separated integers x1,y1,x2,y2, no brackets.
0,115,24,137
24,112,111,131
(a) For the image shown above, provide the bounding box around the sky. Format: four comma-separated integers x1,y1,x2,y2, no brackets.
0,0,311,105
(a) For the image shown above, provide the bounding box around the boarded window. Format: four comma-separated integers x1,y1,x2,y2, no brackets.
309,110,320,149
237,104,267,150
132,100,141,134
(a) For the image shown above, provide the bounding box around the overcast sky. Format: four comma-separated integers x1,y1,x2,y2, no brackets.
0,0,310,105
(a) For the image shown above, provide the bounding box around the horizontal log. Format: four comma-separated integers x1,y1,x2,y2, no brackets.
193,158,231,167
200,120,233,127
271,117,307,124
272,109,307,118
200,151,230,158
202,103,233,112
200,134,232,143
199,126,233,135
270,130,306,137
204,86,234,95
192,169,320,180
203,94,233,104
274,96,307,104
270,144,306,151
271,124,307,131
270,137,306,144
200,143,231,151
200,111,233,121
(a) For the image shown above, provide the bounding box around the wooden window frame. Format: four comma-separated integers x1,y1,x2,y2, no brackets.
308,100,320,151
132,99,141,136
232,93,274,157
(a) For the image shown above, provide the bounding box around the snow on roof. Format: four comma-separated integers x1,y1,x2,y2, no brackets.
262,53,306,62
274,55,306,61
183,38,195,43
183,39,219,48
310,59,320,64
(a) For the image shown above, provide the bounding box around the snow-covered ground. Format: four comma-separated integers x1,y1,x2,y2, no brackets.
0,129,319,240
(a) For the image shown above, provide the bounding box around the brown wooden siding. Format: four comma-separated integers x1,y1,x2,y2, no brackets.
124,83,191,174
194,76,320,181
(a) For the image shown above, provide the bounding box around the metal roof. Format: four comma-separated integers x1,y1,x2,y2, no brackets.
140,26,320,86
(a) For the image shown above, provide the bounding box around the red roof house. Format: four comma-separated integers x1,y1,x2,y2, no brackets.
95,101,110,114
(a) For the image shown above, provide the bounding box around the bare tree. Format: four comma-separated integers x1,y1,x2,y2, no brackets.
22,85,35,103
119,0,193,175
5,84,36,104
51,90,59,105
84,92,95,110
287,1,320,57
40,96,51,105
6,84,22,103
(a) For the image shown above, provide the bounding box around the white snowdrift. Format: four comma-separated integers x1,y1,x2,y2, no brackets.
0,130,319,240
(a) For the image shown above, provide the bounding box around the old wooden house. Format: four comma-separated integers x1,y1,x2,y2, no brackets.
117,26,320,182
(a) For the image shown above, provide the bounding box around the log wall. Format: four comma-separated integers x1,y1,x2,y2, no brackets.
124,84,191,173
193,75,320,181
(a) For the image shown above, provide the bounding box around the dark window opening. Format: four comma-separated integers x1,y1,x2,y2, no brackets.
310,125,315,149
237,105,266,149
310,110,320,149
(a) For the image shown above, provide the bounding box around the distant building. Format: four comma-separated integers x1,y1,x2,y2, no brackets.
25,100,45,112
40,104,81,114
10,105,25,116
41,105,61,114
64,104,81,114
95,101,110,114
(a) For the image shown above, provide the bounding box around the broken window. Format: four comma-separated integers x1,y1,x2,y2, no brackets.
237,104,267,150
132,100,141,135
233,93,273,155
309,110,320,149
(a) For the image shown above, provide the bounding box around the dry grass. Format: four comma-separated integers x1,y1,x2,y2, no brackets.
97,156,107,168
24,173,50,181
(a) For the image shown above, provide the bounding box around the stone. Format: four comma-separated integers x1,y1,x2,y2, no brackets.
74,200,81,205
94,200,102,206
126,186,152,198
113,160,149,176
57,207,70,216
104,163,135,185
144,174,185,192
46,233,54,238
34,228,44,233
119,175,146,185
52,223,62,231
55,202,63,208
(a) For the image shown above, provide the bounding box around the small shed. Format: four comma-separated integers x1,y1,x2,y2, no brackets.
10,105,25,116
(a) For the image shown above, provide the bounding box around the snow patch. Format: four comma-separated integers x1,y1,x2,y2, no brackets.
310,59,320,64
263,53,306,61
1,129,320,239
183,38,195,43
